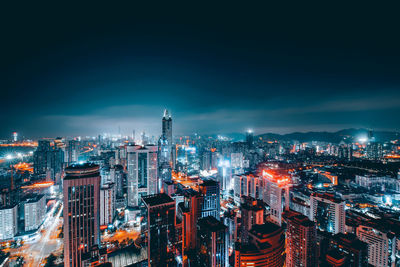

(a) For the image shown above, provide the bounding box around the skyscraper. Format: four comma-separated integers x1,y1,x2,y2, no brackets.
240,196,264,244
285,211,317,267
310,192,345,234
63,163,101,267
162,109,172,146
142,193,176,266
197,216,228,267
199,179,220,220
126,145,158,207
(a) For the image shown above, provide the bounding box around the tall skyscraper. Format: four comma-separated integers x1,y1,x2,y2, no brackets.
100,183,115,227
240,196,264,243
285,211,317,267
262,169,291,226
199,179,220,220
197,216,228,267
162,109,172,146
63,163,101,267
142,193,176,266
65,140,79,166
126,145,158,207
310,192,345,234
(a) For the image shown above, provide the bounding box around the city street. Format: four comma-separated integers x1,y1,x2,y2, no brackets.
9,202,63,267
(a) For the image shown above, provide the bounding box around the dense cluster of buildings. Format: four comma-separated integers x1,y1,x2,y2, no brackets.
1,111,400,267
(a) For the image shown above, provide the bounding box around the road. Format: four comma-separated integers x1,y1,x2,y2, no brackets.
8,202,63,267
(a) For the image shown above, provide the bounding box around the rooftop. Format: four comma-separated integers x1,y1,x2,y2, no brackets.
142,193,174,207
198,216,227,232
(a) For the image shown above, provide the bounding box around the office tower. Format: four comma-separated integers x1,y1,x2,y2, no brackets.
100,183,115,226
328,233,368,267
310,192,345,234
63,163,101,267
126,145,158,207
142,193,176,266
217,159,232,194
22,194,46,232
356,225,396,267
199,179,220,219
0,204,18,240
158,136,172,188
285,211,317,267
33,139,51,176
66,140,79,165
234,173,262,204
197,216,227,267
110,165,124,198
178,189,202,251
262,170,291,226
235,222,285,267
47,146,64,183
162,109,172,146
240,196,264,243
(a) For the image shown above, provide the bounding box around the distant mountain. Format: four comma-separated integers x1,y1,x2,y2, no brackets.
257,128,400,143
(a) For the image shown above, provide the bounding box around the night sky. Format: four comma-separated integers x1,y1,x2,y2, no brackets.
2,3,400,138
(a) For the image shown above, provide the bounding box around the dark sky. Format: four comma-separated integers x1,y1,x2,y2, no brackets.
2,3,400,138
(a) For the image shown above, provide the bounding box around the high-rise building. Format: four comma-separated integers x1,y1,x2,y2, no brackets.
262,169,291,226
197,216,228,267
63,163,101,267
162,109,172,147
100,183,115,227
0,204,18,241
310,193,345,234
22,194,46,232
240,196,264,243
141,193,176,266
328,233,368,267
199,179,220,220
33,139,51,177
246,130,254,149
235,222,286,267
356,225,396,267
34,139,64,182
65,140,79,166
285,211,317,267
126,145,158,207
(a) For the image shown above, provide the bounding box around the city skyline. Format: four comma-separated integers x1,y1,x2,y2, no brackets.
2,4,400,138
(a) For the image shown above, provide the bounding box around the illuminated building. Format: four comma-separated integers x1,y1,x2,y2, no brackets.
328,233,368,267
0,204,18,241
162,109,173,148
197,216,228,267
262,169,291,226
240,196,264,243
356,225,397,267
285,211,317,267
100,183,115,226
234,222,285,267
234,173,262,204
355,174,400,192
34,139,64,182
217,159,232,194
126,145,158,207
63,163,101,267
66,140,79,165
310,193,345,234
110,165,124,198
33,139,51,177
158,136,172,189
142,193,176,266
22,194,46,232
199,179,220,219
